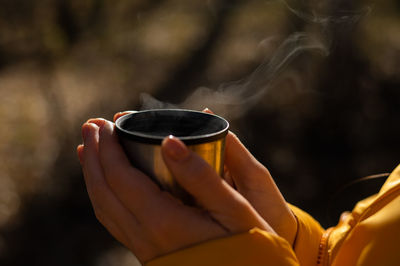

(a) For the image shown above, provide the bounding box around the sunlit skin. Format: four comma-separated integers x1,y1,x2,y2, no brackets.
77,110,297,263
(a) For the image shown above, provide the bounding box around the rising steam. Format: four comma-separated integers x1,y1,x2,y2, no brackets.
140,1,369,119
141,33,327,119
279,0,371,25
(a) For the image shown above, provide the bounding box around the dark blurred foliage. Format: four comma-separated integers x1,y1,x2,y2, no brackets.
0,0,399,265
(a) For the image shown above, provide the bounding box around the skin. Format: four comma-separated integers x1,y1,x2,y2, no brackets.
77,110,297,263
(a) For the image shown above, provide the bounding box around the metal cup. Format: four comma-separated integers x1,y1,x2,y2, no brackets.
115,109,229,205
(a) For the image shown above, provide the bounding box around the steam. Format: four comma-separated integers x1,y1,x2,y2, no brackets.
279,0,371,25
140,1,369,119
141,33,327,119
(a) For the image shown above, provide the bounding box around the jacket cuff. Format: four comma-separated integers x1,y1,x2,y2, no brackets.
289,204,324,266
146,228,299,266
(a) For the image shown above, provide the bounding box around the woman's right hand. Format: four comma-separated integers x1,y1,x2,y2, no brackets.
114,110,298,246
223,131,298,245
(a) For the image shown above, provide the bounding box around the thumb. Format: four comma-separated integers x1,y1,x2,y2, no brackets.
161,136,273,233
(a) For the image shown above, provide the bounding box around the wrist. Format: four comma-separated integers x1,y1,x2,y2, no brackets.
272,204,298,246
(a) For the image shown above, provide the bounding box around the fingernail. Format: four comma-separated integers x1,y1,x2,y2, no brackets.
163,135,189,161
114,111,138,122
113,112,124,122
203,108,213,114
77,144,84,164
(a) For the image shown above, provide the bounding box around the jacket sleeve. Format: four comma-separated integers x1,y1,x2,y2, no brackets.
146,205,325,266
289,204,324,266
331,194,400,266
146,228,299,266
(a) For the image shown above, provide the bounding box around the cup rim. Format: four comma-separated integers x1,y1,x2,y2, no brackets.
115,109,229,145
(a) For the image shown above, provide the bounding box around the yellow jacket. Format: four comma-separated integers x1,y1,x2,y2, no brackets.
147,165,400,266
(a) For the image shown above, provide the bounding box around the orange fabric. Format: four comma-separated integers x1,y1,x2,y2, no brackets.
147,228,299,266
328,164,400,266
290,205,324,266
146,164,400,266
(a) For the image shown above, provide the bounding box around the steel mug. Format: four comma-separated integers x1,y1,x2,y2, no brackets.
115,109,229,205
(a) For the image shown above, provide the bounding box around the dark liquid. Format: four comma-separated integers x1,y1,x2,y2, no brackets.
120,110,227,137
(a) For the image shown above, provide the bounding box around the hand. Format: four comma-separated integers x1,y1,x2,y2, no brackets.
77,116,274,263
202,109,298,245
113,110,298,245
223,131,298,245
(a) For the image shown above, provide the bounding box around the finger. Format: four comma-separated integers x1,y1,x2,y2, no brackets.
202,108,213,114
81,123,143,249
161,136,273,233
223,167,235,188
224,131,296,242
97,120,171,222
224,132,275,194
113,111,137,122
224,131,286,216
82,165,132,250
77,144,84,164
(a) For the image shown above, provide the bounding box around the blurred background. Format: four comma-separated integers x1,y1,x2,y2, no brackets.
0,0,399,265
